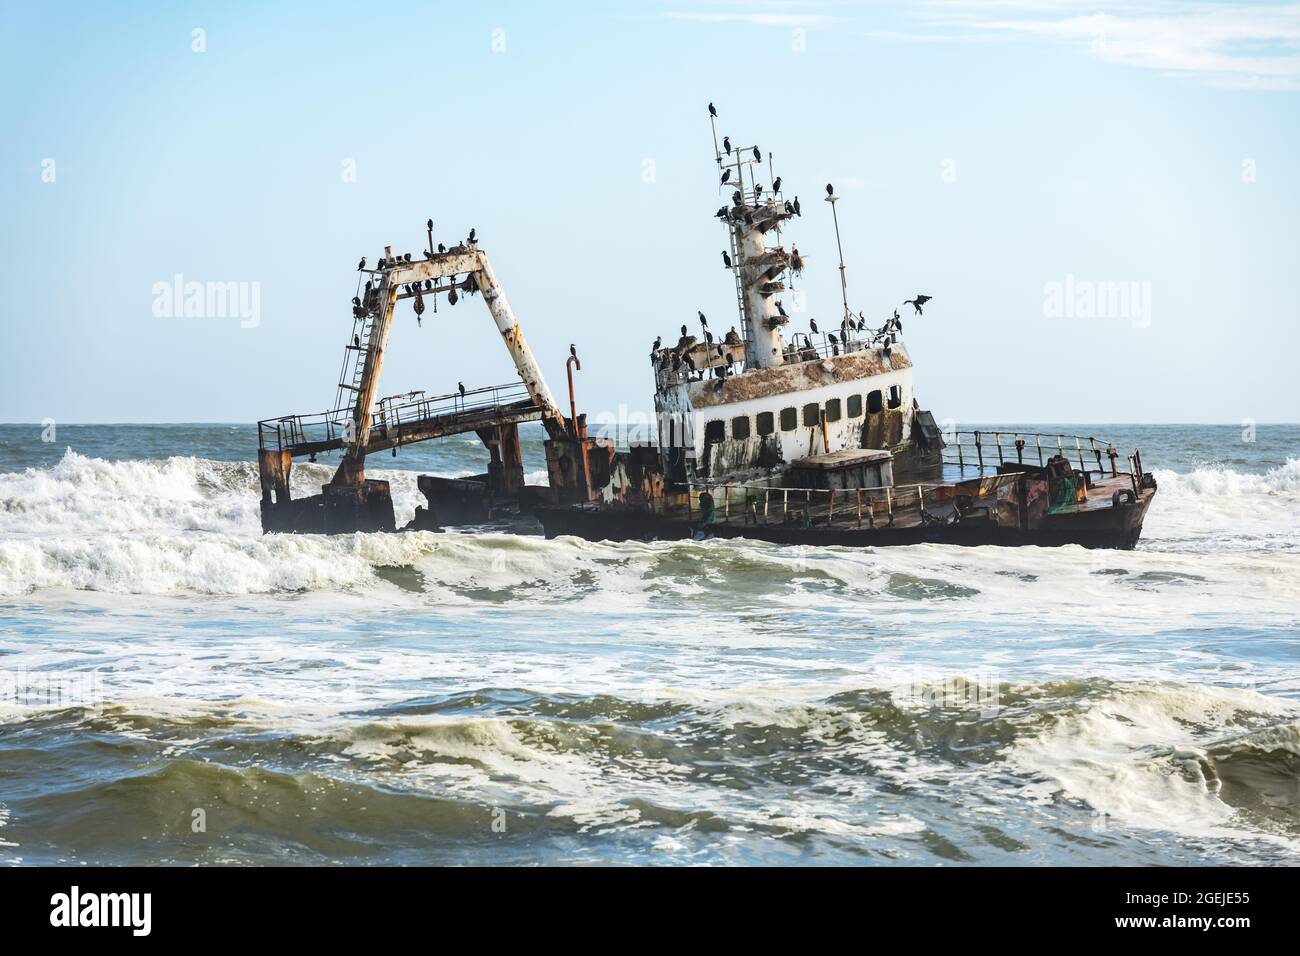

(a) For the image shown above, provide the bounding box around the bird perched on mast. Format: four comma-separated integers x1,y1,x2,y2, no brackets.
357,257,366,271
723,135,731,155
720,168,731,185
792,196,802,216
721,250,732,269
826,183,834,197
708,102,717,117
753,145,761,162
772,176,782,193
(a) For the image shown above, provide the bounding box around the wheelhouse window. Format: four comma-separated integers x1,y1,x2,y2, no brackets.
867,390,884,414
847,394,863,418
780,407,798,431
756,411,775,436
825,398,842,422
887,385,902,409
704,419,726,443
731,415,751,440
802,403,820,426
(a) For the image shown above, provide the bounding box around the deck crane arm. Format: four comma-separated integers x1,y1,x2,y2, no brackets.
333,246,568,486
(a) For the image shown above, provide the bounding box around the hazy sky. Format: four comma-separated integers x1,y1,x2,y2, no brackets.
3,1,1298,425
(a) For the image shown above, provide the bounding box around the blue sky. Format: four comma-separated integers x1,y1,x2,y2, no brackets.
2,0,1297,424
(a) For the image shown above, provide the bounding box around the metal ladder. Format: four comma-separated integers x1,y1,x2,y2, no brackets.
331,307,376,429
727,226,750,347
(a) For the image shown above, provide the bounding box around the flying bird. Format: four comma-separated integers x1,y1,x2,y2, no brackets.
903,294,932,315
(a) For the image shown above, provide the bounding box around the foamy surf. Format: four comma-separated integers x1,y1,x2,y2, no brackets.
1,425,1297,864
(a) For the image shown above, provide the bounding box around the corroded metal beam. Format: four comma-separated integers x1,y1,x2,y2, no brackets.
332,246,567,485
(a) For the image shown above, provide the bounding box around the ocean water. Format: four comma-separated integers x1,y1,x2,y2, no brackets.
0,422,1297,865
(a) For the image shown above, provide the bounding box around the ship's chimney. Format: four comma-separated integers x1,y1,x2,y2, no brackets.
732,214,786,369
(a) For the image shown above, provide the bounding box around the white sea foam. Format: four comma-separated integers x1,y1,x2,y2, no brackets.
1007,682,1300,847
0,450,1297,603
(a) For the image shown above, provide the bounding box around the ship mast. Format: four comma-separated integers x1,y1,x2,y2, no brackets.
710,111,798,371
825,185,853,329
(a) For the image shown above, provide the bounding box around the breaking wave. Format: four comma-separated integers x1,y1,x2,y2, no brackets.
0,450,1298,597
2,679,1296,864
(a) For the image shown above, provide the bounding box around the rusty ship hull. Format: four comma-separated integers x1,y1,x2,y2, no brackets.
537,464,1157,551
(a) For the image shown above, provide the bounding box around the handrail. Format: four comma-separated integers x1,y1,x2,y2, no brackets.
257,381,535,452
667,478,960,530
942,430,1121,477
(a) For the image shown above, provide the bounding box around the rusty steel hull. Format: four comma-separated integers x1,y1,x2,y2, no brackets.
537,489,1155,550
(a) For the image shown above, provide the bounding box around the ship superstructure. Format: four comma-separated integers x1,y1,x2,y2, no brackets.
649,119,941,496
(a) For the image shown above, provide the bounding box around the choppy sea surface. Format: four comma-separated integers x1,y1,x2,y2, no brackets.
0,422,1296,866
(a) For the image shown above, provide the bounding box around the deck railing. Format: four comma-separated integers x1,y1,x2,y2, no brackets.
661,478,957,529
257,382,534,453
942,431,1127,479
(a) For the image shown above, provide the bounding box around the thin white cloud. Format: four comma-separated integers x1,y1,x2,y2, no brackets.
665,11,843,28
663,0,844,29
915,0,1300,90
665,0,1300,90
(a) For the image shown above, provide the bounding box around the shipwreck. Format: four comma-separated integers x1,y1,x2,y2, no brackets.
256,108,1156,549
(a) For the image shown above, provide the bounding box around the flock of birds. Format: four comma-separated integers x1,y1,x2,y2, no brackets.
654,294,932,382
351,220,481,328
652,105,933,383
